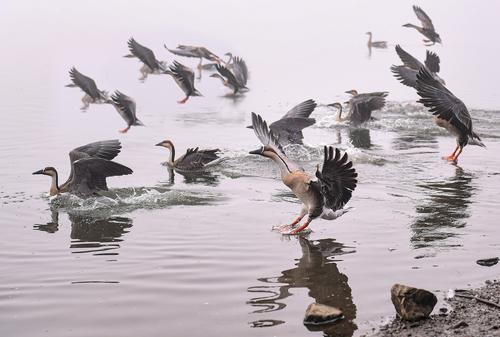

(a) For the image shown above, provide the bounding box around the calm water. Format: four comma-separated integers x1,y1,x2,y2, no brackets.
1,1,500,336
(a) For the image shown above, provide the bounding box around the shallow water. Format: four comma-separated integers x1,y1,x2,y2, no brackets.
1,1,500,336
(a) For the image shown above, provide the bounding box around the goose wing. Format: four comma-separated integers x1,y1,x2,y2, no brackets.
395,45,424,70
175,148,220,171
68,67,102,100
413,5,435,31
315,146,357,211
165,45,200,58
424,50,440,73
416,67,473,137
169,61,196,95
280,99,317,119
215,64,240,89
391,65,418,89
349,95,386,124
111,91,138,125
70,158,132,195
128,38,160,71
230,56,248,86
251,112,301,171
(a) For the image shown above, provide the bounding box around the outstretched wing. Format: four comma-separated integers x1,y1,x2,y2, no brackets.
413,5,435,31
215,64,240,89
176,148,220,171
416,67,473,137
169,61,196,95
68,67,102,100
111,91,137,125
395,45,423,70
315,146,357,211
349,95,386,124
165,45,200,58
281,99,317,119
251,112,302,172
391,65,418,89
66,140,123,187
128,38,160,71
230,56,248,86
424,50,440,73
71,158,132,194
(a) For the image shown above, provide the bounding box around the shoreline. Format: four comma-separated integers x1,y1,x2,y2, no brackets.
366,279,500,337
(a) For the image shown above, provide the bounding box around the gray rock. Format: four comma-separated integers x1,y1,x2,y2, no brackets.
390,284,437,321
303,303,344,325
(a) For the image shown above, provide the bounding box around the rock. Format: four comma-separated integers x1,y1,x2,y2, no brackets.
453,321,469,329
476,257,499,267
303,303,343,325
390,284,437,321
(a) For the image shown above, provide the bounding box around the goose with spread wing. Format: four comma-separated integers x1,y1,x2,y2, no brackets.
32,140,132,197
124,38,166,80
110,91,144,133
65,67,110,110
164,61,202,104
164,44,221,69
247,99,317,147
403,5,442,46
155,140,221,171
249,113,357,234
391,44,444,89
211,60,249,94
328,90,388,125
416,68,484,163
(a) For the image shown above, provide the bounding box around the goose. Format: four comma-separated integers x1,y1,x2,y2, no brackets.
164,61,202,104
403,5,442,46
416,68,484,163
155,140,221,171
328,90,388,125
366,32,387,48
65,67,110,110
249,113,357,234
110,91,144,133
210,63,248,94
33,140,132,197
246,99,317,147
124,38,166,80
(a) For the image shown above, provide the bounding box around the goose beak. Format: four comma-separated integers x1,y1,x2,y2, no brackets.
155,142,163,147
32,169,44,175
249,147,264,155
246,125,253,129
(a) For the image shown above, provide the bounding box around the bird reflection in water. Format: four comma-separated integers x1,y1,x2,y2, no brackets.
332,127,372,150
34,210,133,256
247,237,357,336
411,167,475,249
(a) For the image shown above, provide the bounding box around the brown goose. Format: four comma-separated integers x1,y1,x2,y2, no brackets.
211,63,248,94
246,99,317,148
110,91,144,133
155,140,221,171
403,5,442,46
32,140,132,197
249,113,357,234
164,61,202,104
416,68,484,163
328,90,387,125
124,38,166,80
65,67,110,110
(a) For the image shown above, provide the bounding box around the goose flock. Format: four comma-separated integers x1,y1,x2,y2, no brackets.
34,5,485,234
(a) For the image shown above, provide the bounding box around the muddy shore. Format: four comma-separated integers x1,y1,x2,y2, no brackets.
367,280,500,337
